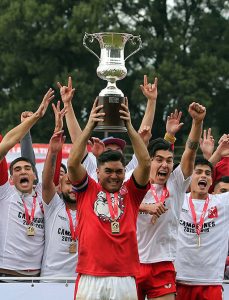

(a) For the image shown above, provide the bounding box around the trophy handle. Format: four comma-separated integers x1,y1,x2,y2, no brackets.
124,35,142,61
83,33,100,61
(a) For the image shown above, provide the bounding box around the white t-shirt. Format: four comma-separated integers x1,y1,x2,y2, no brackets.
0,182,44,270
175,192,229,284
84,153,138,182
41,194,78,277
137,165,191,263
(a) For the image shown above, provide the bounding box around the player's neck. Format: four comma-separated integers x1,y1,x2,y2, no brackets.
65,202,76,211
191,191,209,200
150,178,166,187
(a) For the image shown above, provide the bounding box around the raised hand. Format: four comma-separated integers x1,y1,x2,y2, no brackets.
188,102,206,122
166,109,184,136
57,76,75,106
200,128,215,159
35,88,55,118
49,130,66,154
21,111,33,123
89,137,105,157
216,134,229,157
138,126,152,145
120,97,131,128
86,98,105,131
140,75,158,102
52,101,67,133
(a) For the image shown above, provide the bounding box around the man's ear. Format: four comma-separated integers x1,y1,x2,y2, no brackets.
96,167,99,177
9,175,14,185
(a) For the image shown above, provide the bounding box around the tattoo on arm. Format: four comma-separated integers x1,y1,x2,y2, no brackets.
187,138,199,150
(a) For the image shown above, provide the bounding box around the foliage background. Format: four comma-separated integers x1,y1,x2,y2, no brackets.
0,0,228,149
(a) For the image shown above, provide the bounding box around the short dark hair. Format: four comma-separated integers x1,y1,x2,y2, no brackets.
60,163,67,174
214,176,229,187
147,138,173,158
9,157,36,175
97,150,125,167
194,157,213,173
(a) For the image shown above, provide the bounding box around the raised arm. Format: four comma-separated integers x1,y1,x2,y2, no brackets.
138,75,158,140
67,99,105,183
0,88,54,161
20,111,36,166
180,102,206,178
164,109,184,144
42,103,66,204
120,99,151,186
57,77,84,141
42,130,65,204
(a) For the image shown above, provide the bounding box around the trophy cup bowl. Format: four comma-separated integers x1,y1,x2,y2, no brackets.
83,32,142,132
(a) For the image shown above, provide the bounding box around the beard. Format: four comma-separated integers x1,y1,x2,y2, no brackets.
62,192,76,204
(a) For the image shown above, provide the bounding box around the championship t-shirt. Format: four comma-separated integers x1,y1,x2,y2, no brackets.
0,182,44,270
137,165,191,263
72,175,150,277
175,192,229,284
41,194,78,277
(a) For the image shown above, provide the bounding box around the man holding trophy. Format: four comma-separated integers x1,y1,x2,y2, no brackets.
68,98,151,299
67,32,151,300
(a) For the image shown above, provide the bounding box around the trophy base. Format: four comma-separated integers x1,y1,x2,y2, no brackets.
94,95,127,132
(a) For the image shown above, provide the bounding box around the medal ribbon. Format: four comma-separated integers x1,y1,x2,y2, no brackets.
106,192,119,221
66,207,77,241
22,195,37,225
150,185,169,203
189,194,210,236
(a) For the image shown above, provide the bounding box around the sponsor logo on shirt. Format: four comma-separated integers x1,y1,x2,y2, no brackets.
17,200,24,207
58,214,67,221
208,206,218,219
182,208,189,213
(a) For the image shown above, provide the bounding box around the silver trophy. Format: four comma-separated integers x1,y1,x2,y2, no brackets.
83,32,142,132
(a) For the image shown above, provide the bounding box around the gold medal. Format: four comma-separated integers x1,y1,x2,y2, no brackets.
27,226,35,236
111,221,120,234
197,235,201,247
69,242,77,254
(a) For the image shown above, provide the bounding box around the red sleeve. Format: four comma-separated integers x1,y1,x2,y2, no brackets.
0,134,8,185
53,149,62,186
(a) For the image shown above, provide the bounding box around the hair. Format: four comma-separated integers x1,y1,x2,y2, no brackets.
194,157,213,173
9,157,36,175
60,163,67,174
97,150,125,167
214,176,229,187
147,138,173,158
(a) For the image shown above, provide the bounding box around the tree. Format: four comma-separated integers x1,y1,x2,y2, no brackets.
0,0,228,144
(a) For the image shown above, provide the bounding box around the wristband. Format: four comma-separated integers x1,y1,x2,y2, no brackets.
164,132,176,144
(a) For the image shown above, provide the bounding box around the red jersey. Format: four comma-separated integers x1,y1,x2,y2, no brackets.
72,175,150,277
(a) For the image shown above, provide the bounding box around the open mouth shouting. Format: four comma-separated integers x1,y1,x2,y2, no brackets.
19,177,30,188
157,170,168,178
198,179,207,190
